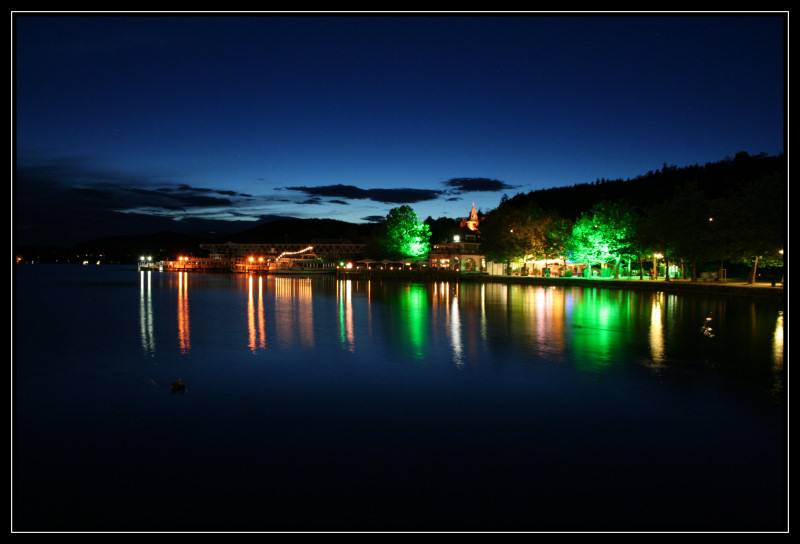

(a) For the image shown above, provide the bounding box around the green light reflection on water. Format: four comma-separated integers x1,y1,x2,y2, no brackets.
568,287,635,372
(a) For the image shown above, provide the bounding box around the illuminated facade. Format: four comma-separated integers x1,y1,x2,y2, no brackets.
429,204,487,273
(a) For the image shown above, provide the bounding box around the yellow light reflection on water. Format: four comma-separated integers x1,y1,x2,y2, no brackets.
771,310,785,396
773,310,784,364
273,277,314,349
177,271,190,354
649,292,666,368
247,275,267,353
532,286,566,355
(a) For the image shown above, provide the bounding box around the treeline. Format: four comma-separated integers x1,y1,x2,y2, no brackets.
502,151,784,221
477,151,786,283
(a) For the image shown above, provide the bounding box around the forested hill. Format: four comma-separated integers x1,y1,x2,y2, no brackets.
222,218,378,245
503,152,785,220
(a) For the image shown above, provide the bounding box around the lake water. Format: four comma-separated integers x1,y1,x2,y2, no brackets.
12,265,787,532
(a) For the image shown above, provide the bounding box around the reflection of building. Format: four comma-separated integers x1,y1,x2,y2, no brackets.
429,204,487,273
165,256,230,271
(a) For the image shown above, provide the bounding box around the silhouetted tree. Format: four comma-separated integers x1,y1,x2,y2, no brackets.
710,172,786,283
640,181,713,281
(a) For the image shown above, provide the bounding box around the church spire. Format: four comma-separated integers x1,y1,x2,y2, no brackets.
460,203,480,231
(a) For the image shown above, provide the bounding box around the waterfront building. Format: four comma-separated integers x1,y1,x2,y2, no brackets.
199,241,365,263
429,203,488,273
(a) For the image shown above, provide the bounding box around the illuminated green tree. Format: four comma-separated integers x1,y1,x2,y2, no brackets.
565,200,636,278
377,205,432,260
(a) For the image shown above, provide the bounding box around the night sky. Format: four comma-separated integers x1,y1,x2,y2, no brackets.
13,13,786,247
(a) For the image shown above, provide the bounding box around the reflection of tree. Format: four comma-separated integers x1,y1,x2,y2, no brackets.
370,282,430,360
568,288,634,370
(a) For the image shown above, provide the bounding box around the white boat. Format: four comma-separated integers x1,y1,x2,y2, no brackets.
270,248,336,275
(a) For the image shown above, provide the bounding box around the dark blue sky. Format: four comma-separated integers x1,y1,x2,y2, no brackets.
13,13,786,246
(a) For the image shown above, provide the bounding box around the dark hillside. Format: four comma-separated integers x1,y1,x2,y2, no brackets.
505,152,785,220
221,218,379,244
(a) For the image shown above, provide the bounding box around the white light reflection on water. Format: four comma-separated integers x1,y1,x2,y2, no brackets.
139,271,155,357
450,291,463,368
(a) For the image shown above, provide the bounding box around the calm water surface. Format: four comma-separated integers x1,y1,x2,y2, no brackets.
13,265,787,531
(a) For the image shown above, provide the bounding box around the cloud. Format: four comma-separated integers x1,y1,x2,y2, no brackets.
13,154,263,246
361,215,386,223
443,177,518,193
283,183,444,204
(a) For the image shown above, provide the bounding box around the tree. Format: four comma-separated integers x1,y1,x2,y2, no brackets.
424,216,460,245
710,172,786,283
564,200,636,278
480,200,568,266
376,206,432,260
641,181,713,281
478,201,528,264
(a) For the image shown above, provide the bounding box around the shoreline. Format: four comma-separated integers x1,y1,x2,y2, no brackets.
20,263,784,302
455,273,786,301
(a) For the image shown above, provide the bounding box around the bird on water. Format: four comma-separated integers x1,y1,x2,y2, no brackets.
170,379,186,394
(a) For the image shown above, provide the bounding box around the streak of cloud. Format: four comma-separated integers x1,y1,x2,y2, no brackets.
443,177,518,193
283,184,444,205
